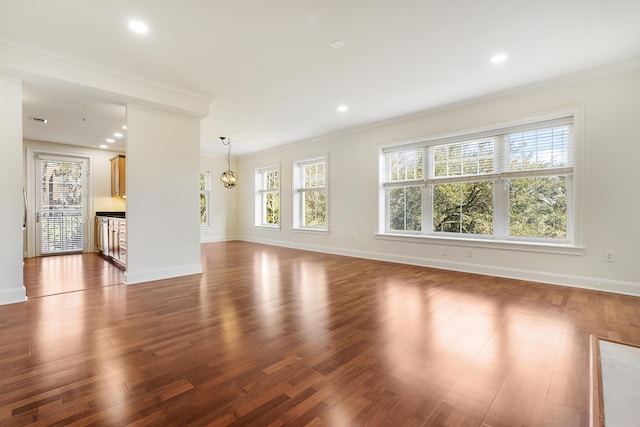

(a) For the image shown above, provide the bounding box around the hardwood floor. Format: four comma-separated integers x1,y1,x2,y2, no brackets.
2,241,639,426
23,253,125,298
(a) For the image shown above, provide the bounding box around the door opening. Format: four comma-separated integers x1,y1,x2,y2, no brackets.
36,154,89,255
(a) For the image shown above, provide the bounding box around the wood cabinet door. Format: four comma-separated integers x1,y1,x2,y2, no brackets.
110,155,126,198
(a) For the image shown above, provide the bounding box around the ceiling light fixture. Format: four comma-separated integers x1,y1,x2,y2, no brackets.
337,105,348,112
99,145,108,149
114,132,124,138
491,53,508,64
129,20,149,34
106,138,115,143
122,125,127,130
219,137,238,189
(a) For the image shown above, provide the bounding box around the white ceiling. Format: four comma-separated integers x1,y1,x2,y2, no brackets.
1,0,640,156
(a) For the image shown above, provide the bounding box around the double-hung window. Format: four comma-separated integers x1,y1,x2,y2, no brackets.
255,165,280,227
385,148,424,232
293,156,328,230
199,171,211,226
381,115,576,244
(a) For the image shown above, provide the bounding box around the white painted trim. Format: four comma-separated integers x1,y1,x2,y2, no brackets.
0,36,212,118
24,144,97,258
0,287,27,305
292,154,329,231
124,263,203,285
200,236,238,243
374,233,584,256
237,236,640,297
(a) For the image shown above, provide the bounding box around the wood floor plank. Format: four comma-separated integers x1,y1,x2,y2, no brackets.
0,241,637,425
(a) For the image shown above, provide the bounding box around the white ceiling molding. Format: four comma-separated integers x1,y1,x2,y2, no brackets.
0,36,213,118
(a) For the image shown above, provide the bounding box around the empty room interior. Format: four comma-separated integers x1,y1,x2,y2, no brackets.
1,1,639,426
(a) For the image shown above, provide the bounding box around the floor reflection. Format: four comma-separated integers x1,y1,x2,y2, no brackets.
8,241,632,425
24,253,124,298
292,260,328,344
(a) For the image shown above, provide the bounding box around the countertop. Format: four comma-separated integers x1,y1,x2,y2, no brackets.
96,211,126,218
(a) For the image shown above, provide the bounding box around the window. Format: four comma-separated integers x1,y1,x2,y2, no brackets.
293,156,328,230
200,171,211,225
386,149,423,232
381,115,576,244
255,165,280,227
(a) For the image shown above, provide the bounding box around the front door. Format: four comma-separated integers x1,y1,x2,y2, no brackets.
36,154,88,255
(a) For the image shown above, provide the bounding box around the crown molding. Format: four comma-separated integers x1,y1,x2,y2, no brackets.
0,36,214,117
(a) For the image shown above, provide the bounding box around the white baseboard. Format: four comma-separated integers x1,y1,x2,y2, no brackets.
238,236,640,297
124,263,203,285
0,286,28,305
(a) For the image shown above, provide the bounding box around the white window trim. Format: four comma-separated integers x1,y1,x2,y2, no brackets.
254,164,281,229
292,154,329,232
377,106,584,252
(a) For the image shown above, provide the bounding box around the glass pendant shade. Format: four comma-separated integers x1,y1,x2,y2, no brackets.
220,170,238,189
219,137,237,189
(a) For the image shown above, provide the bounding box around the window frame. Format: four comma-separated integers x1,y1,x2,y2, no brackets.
254,164,281,229
199,170,211,226
377,108,583,253
292,155,329,232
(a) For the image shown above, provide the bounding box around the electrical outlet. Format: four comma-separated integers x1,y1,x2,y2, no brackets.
348,234,353,240
604,250,615,262
441,247,447,256
466,249,472,258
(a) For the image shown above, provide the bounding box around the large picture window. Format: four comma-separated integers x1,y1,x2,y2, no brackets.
255,165,280,227
381,115,575,244
293,156,328,231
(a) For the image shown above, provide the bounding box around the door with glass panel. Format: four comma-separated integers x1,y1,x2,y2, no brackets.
36,155,88,255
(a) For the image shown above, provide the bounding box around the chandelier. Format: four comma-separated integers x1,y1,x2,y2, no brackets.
219,137,238,189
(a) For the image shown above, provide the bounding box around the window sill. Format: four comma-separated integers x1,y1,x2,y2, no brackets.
375,233,584,256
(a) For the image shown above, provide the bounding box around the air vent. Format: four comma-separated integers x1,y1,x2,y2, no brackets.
29,116,48,124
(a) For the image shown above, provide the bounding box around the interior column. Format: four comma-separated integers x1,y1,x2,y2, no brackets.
124,105,203,284
0,76,27,304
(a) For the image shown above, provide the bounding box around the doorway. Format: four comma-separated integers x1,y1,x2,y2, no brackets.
35,154,89,256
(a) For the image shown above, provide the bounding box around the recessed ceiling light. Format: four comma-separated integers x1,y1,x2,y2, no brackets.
331,40,345,49
337,105,348,112
122,125,127,130
99,145,108,149
491,53,508,64
129,20,149,34
106,138,115,143
114,132,124,138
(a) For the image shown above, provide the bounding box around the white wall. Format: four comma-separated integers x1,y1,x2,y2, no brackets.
200,154,238,242
125,105,202,284
236,63,640,296
0,76,27,305
23,139,125,257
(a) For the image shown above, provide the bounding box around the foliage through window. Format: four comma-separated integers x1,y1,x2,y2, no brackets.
39,157,86,254
255,166,280,227
381,116,575,243
293,157,328,230
200,171,211,225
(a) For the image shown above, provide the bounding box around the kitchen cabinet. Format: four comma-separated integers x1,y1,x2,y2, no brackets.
108,218,127,267
100,216,126,268
96,212,126,267
95,217,105,253
110,155,126,198
117,219,127,266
